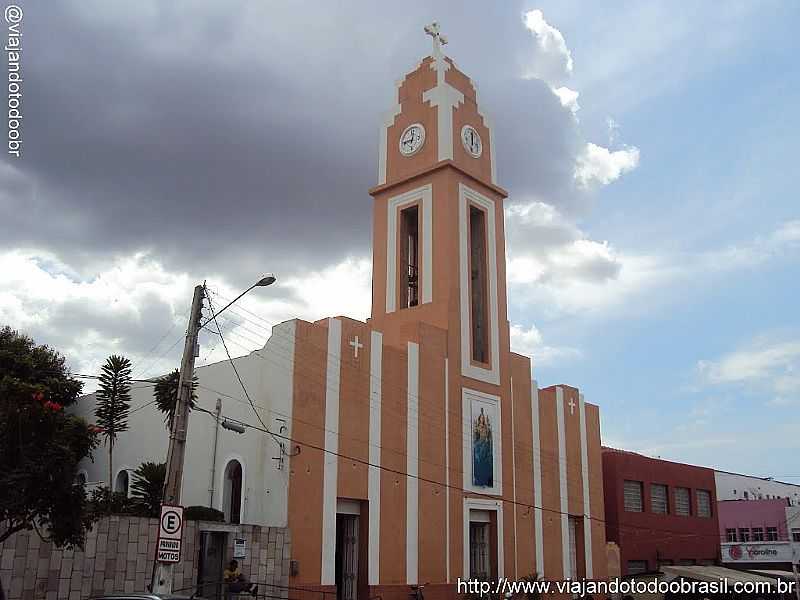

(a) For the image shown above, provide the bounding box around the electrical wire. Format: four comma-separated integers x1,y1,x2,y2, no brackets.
194,404,748,545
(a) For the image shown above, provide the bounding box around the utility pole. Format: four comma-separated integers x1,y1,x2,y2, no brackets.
152,284,204,594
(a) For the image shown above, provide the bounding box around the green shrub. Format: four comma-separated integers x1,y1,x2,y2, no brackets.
88,487,139,516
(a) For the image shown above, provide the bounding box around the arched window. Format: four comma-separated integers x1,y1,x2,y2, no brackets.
115,469,129,497
223,460,243,524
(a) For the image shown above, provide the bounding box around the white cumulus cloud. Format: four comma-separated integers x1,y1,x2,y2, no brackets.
574,142,640,187
523,9,574,82
509,323,581,367
552,86,580,114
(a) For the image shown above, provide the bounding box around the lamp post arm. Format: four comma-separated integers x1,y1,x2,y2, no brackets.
199,283,256,329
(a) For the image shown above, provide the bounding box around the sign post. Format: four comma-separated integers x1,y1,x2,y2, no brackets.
156,505,184,564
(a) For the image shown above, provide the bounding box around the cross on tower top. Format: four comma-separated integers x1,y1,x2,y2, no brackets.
424,22,448,58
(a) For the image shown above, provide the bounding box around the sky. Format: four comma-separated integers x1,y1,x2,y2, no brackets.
1,1,798,480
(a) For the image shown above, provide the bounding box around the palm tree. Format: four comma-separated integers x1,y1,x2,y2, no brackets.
130,461,166,517
153,369,197,430
94,354,132,489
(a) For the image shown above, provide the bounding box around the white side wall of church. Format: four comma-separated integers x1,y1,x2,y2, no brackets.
72,320,298,528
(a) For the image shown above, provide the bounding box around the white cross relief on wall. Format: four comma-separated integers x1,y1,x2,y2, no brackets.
568,397,576,416
349,336,364,359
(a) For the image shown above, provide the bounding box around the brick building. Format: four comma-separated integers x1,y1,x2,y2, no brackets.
601,448,719,575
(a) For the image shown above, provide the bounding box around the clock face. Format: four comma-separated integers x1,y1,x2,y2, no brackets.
461,125,483,158
399,123,425,156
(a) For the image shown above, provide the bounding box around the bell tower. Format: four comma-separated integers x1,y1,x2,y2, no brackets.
369,23,510,386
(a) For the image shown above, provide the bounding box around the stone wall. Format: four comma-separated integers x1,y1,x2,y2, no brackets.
0,516,291,600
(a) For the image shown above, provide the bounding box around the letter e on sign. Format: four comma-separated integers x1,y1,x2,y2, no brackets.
159,505,184,541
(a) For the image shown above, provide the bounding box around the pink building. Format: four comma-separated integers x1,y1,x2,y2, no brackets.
718,498,798,569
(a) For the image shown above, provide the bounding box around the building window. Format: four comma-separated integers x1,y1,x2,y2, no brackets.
697,489,712,517
223,459,243,524
743,491,749,499
791,528,800,542
675,487,691,516
766,527,778,541
469,523,489,580
400,205,419,309
624,480,644,513
725,528,737,542
651,483,669,514
752,527,764,541
627,560,648,575
114,469,129,497
739,528,750,542
468,205,489,364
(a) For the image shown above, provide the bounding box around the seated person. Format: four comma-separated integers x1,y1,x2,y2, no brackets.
223,560,258,597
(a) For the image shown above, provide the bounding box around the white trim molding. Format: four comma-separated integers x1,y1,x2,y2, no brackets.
468,77,498,185
578,392,593,578
321,318,342,585
463,497,504,580
531,382,544,574
510,377,518,579
368,330,383,585
386,184,433,314
462,388,502,496
377,79,403,185
423,55,464,161
406,342,420,584
458,183,500,385
444,358,451,583
556,387,570,578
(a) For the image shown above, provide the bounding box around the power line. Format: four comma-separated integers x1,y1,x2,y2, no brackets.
195,405,743,544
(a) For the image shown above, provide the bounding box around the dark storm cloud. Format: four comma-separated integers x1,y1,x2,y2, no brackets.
0,0,583,288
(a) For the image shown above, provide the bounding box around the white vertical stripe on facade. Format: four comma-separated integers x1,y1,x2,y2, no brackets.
406,342,419,584
368,331,383,585
444,358,451,583
578,392,593,578
556,386,571,578
531,382,544,574
511,376,518,579
321,318,342,585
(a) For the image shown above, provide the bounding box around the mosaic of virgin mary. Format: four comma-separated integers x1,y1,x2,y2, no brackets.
472,406,493,487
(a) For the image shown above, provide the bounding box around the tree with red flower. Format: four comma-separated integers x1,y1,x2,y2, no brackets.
0,326,99,556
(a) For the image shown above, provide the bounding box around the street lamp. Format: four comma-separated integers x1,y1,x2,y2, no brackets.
200,273,277,328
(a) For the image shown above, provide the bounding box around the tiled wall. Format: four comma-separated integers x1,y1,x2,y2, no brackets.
0,516,290,600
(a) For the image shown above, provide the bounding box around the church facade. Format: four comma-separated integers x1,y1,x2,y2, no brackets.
283,32,607,599
74,28,607,600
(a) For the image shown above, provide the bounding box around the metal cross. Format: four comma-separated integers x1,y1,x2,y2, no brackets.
568,397,576,415
424,22,448,56
349,335,364,359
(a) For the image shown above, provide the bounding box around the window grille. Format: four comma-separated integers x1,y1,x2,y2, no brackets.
675,487,691,516
624,480,644,512
651,484,668,514
697,489,712,517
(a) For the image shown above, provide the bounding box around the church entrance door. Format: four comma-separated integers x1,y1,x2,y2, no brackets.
335,513,359,600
